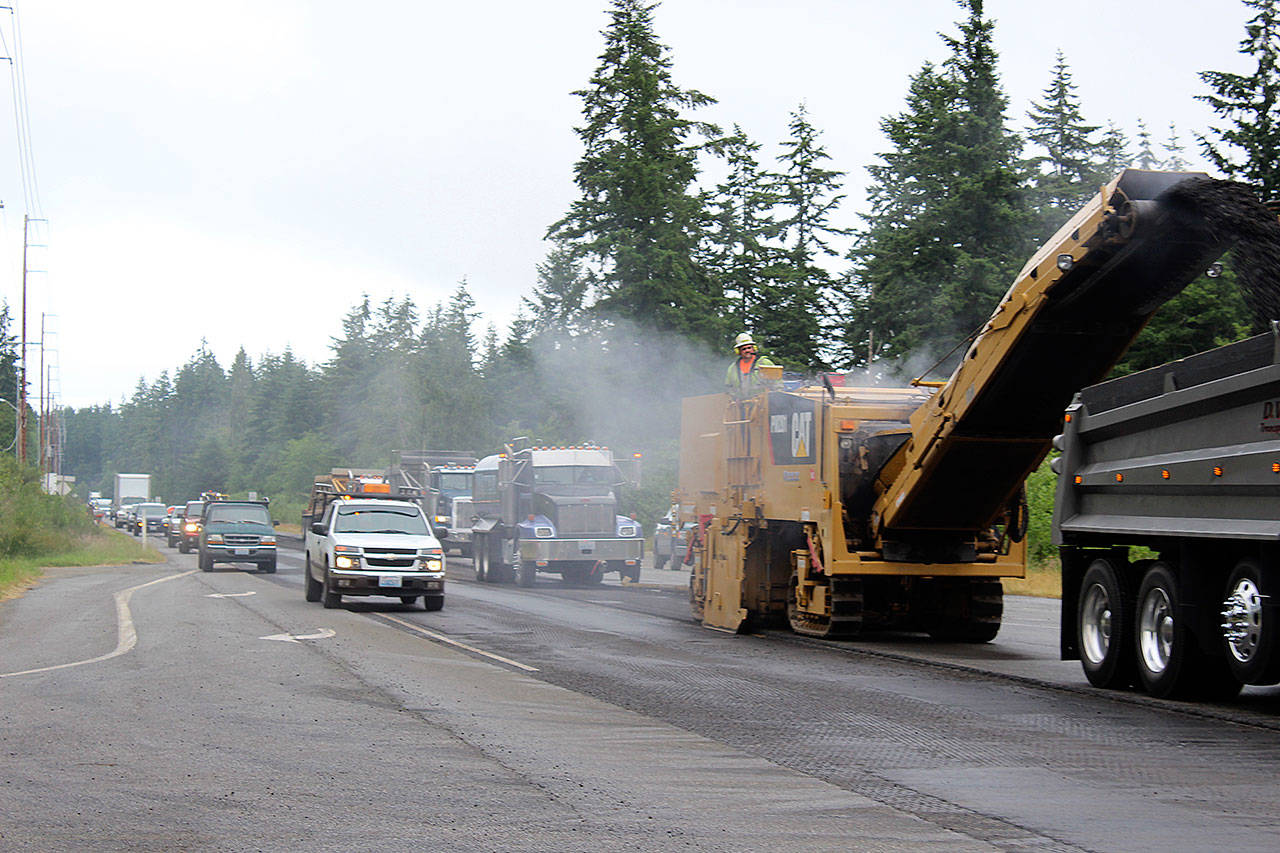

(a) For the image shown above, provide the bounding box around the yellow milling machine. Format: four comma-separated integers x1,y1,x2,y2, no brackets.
677,170,1242,640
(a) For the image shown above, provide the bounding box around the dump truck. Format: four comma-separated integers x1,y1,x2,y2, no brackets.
1054,327,1280,700
470,438,644,586
678,170,1263,642
386,450,478,547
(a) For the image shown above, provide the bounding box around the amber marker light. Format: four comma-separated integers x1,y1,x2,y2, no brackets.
839,419,857,431
1064,413,1073,423
1074,475,1083,485
1161,470,1171,479
1213,466,1224,477
1115,473,1124,482
1273,462,1280,473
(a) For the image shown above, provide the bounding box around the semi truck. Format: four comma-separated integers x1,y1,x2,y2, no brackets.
1054,327,1280,700
112,473,151,527
677,170,1268,642
469,438,644,586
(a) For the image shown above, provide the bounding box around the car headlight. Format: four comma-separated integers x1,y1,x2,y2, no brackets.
184,522,199,532
618,525,638,537
206,534,224,544
335,555,356,569
534,526,554,538
434,515,449,524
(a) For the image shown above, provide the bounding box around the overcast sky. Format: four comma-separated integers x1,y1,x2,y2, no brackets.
0,0,1253,408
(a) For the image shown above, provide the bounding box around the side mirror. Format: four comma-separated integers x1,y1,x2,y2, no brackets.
311,522,325,535
273,520,280,527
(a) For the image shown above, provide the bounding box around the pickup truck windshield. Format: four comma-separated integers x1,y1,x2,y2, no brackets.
335,506,430,535
207,505,271,526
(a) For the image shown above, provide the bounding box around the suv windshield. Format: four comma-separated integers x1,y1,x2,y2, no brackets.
184,501,205,518
207,505,271,526
334,505,429,535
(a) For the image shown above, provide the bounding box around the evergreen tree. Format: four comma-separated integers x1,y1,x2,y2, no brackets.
548,0,724,344
1025,51,1099,223
1135,119,1159,169
850,0,1031,369
1199,0,1280,200
1164,122,1190,170
1095,121,1131,181
701,126,780,333
759,105,848,369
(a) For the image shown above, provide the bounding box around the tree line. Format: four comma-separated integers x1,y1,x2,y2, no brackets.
4,0,1279,525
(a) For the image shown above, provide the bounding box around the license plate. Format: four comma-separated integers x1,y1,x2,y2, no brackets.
379,575,402,588
233,548,249,556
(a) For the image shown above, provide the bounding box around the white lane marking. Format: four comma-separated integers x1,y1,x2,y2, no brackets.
376,613,540,672
260,628,336,643
207,591,257,598
0,570,197,678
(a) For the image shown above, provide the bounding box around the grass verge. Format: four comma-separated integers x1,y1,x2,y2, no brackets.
1003,558,1061,598
0,525,166,600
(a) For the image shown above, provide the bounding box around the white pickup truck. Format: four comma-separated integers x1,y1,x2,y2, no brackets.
303,497,446,611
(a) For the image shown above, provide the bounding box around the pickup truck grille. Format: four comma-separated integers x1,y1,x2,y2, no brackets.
365,547,418,569
224,534,261,546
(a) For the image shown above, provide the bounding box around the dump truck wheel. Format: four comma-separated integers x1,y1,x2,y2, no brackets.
1221,559,1280,685
518,551,536,587
1077,558,1136,689
1136,562,1240,700
473,538,487,582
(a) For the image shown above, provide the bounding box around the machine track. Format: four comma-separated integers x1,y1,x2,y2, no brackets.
788,575,864,639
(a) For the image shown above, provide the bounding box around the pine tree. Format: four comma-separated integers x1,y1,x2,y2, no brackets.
850,0,1031,369
548,0,724,344
1134,119,1159,169
759,105,848,369
1199,0,1280,200
1025,51,1100,224
701,126,780,334
1094,121,1131,182
1164,122,1190,170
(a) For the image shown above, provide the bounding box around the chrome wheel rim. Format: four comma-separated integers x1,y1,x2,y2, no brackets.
1080,582,1113,666
1222,578,1264,664
1139,585,1174,675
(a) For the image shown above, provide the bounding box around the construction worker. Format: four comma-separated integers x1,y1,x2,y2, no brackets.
725,332,778,397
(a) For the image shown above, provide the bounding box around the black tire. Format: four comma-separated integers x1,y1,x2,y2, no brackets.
198,550,213,572
474,539,487,582
261,556,277,574
624,562,641,584
925,579,1002,643
400,595,419,606
1077,557,1136,689
655,554,669,571
1221,558,1280,685
179,539,190,554
304,554,322,602
424,595,444,612
321,565,341,610
1135,562,1242,700
518,550,536,587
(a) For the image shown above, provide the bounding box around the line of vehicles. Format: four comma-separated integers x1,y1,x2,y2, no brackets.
86,171,1280,706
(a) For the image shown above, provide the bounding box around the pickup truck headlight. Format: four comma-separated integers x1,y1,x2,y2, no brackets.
618,525,638,537
423,559,443,571
534,525,554,538
260,536,276,546
335,555,357,569
206,534,224,544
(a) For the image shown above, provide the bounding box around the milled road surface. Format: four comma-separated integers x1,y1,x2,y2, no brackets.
3,540,1280,852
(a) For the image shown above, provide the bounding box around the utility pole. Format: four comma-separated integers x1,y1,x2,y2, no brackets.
17,213,26,465
38,312,44,479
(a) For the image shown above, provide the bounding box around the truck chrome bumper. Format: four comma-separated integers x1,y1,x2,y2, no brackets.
518,538,644,562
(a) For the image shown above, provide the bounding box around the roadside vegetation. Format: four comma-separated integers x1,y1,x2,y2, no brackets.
0,457,163,598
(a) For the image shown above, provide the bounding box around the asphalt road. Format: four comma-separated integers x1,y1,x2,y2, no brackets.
4,540,1280,852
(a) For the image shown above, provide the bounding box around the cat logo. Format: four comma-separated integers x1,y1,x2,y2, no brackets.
791,411,812,458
